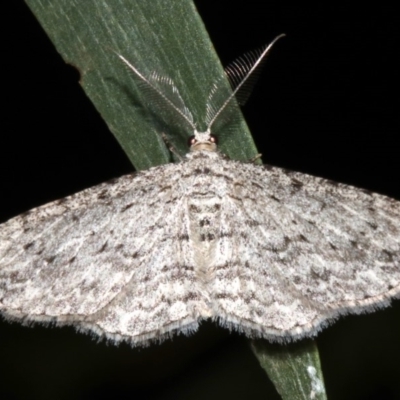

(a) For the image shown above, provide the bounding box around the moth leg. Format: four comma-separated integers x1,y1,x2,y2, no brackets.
248,153,262,164
161,132,184,161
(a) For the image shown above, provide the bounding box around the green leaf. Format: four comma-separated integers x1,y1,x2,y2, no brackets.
24,0,327,398
25,0,258,171
251,339,327,400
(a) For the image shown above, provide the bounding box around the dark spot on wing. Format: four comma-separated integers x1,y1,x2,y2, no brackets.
366,221,378,230
291,178,304,190
23,242,34,250
328,242,337,250
97,190,109,200
381,249,394,262
98,242,108,253
293,276,302,284
251,181,264,190
121,203,134,212
283,236,291,246
161,264,193,273
299,234,309,242
189,204,200,213
311,269,330,281
200,233,215,241
183,292,199,301
178,233,189,241
199,218,210,227
246,219,260,227
240,232,249,239
270,195,281,203
220,231,233,238
56,197,68,204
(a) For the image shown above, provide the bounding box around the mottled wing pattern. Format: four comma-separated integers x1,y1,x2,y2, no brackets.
76,173,214,344
0,164,208,345
212,159,400,340
1,150,399,345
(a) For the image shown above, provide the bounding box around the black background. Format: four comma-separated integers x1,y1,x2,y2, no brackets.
1,2,399,400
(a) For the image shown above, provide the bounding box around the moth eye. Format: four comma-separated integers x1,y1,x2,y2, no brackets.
209,134,218,145
188,135,197,147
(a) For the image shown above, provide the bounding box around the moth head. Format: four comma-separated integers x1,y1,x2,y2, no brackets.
188,130,218,152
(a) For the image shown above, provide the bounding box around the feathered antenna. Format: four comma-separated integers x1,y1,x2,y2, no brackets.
117,53,196,131
116,34,285,138
205,34,285,133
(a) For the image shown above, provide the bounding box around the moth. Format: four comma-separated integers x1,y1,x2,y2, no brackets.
0,35,399,346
